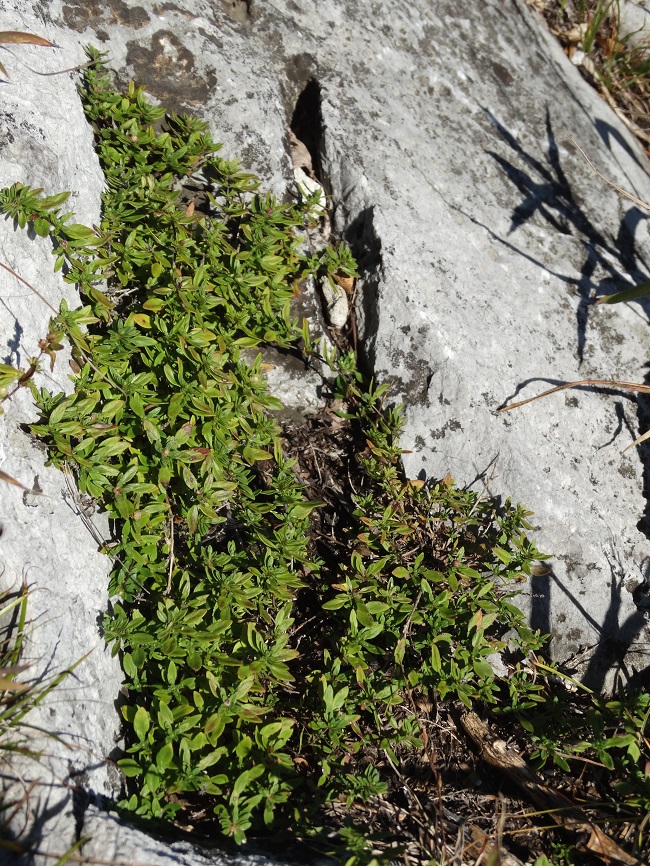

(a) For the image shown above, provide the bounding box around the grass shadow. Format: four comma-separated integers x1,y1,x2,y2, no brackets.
484,105,650,363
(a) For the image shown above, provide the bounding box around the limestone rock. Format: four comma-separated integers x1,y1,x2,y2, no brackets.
320,275,349,328
0,10,123,860
619,0,650,51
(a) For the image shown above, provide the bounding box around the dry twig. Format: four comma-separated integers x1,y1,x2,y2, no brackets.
461,711,645,866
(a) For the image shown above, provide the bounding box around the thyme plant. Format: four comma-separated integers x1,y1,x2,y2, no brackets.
0,49,549,854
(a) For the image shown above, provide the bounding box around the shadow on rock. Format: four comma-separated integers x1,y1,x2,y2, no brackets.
633,364,650,542
345,205,382,372
485,106,650,363
538,548,649,692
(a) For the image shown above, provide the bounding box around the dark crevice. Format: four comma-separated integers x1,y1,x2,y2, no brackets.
286,71,384,383
290,79,324,184
345,206,382,374
634,364,650,544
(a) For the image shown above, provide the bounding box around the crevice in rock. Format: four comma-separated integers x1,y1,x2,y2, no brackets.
290,79,324,185
634,364,650,545
344,206,382,374
286,75,343,354
285,69,384,381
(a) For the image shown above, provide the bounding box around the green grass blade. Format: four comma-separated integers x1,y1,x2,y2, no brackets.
595,281,650,304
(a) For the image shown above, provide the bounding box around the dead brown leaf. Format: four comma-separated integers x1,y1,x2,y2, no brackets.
0,30,58,80
0,31,56,47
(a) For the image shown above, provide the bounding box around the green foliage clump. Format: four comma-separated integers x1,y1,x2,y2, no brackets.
0,48,549,852
316,366,546,711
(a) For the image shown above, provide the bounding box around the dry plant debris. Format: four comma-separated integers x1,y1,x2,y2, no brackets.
528,0,650,151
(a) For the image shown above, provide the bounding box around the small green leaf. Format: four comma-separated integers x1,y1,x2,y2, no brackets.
242,445,273,465
430,642,442,673
117,758,143,778
41,190,71,209
122,653,137,679
102,398,125,418
156,742,174,772
473,657,494,680
143,417,160,443
168,393,184,423
205,714,226,744
235,735,252,759
493,547,512,565
289,500,324,519
143,297,165,311
133,706,150,741
157,702,174,729
129,393,145,418
232,764,265,798
63,223,98,240
33,218,50,237
186,504,199,535
187,651,202,671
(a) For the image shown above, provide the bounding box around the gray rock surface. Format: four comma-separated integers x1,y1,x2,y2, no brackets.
0,9,124,860
620,0,650,50
0,8,280,865
3,0,650,859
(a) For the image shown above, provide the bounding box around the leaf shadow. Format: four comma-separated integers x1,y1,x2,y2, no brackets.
483,106,650,363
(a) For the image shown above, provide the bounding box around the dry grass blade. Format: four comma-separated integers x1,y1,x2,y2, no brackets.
0,31,56,47
460,711,645,866
0,260,58,314
566,135,650,211
499,377,650,450
0,667,29,691
15,59,97,78
0,30,58,80
0,29,94,80
499,378,650,412
0,470,30,492
624,428,650,451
